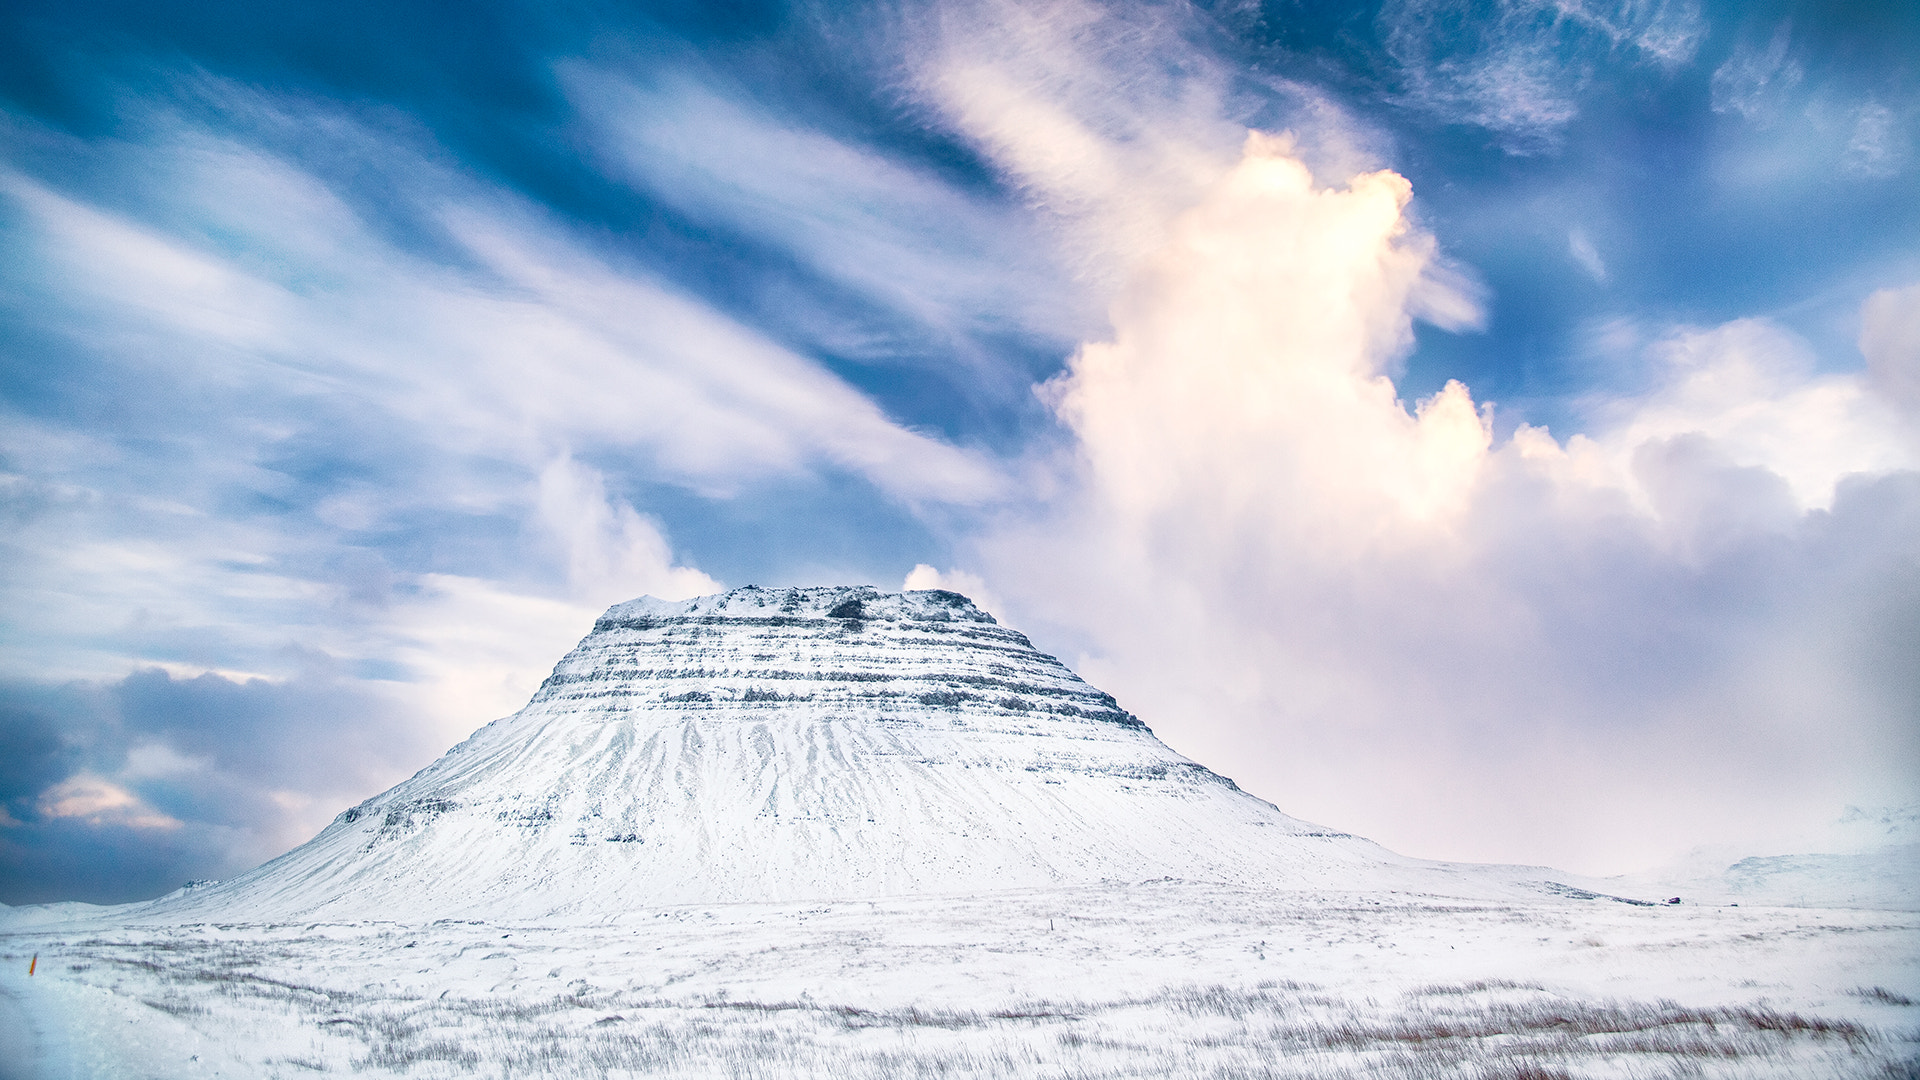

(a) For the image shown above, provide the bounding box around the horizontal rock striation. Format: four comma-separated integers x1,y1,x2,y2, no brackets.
537,586,1147,730
160,587,1416,920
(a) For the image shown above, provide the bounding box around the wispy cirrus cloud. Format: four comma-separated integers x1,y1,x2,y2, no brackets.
1705,15,1917,194
0,72,1011,898
904,0,1249,290
1381,0,1705,151
1710,22,1802,121
565,64,1088,381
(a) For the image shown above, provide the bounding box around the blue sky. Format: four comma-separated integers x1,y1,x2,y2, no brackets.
2,0,1916,903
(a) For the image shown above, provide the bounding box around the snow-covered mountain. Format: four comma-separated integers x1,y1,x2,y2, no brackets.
10,587,1915,1080
149,586,1493,920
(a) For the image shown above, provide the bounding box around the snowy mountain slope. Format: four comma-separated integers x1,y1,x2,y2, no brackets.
136,586,1558,921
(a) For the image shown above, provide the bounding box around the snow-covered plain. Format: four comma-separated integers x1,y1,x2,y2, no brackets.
2,588,1915,1077
4,883,1916,1078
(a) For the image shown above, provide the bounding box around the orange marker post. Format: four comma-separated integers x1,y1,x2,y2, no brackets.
27,954,35,976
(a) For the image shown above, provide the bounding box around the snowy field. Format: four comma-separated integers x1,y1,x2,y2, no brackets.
4,882,1916,1079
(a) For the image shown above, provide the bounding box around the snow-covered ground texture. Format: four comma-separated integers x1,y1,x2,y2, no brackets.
132,586,1555,923
2,883,1916,1079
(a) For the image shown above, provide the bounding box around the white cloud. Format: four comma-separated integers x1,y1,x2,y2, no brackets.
902,563,1003,618
36,775,182,830
905,0,1248,287
367,575,623,744
1843,103,1901,178
1861,281,1920,413
1710,24,1801,122
567,66,1088,363
7,112,1005,508
955,123,1918,874
121,742,212,781
1382,0,1704,150
1581,318,1918,512
1568,229,1607,282
1046,133,1489,537
0,84,1004,685
1704,32,1912,191
537,452,721,607
436,205,1006,504
886,2,1910,872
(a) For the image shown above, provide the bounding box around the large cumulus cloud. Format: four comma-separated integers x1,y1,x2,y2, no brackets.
906,2,1919,873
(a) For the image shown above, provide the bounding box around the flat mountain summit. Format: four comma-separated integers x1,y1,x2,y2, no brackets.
153,586,1510,920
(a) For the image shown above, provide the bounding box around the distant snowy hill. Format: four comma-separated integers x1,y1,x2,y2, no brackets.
1711,846,1918,909
1609,843,1919,912
147,586,1531,921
